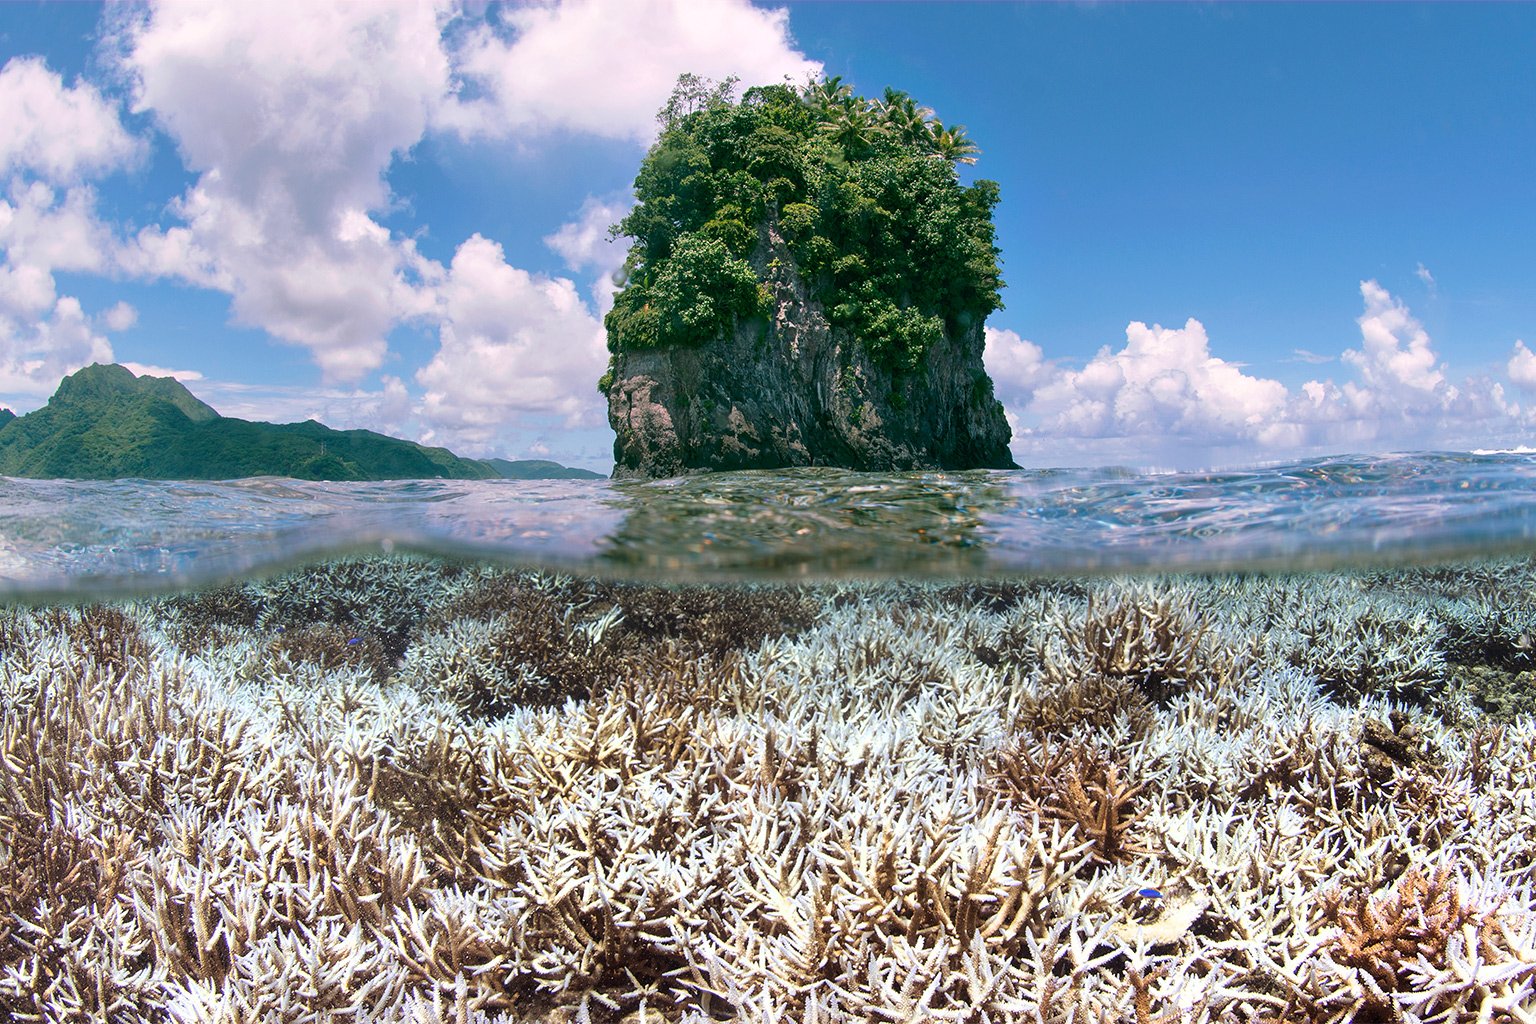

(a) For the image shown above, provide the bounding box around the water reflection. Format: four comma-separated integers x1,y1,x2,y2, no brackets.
596,469,1010,577
3,451,1536,598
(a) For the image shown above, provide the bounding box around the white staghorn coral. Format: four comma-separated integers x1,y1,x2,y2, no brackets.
1,559,1535,1021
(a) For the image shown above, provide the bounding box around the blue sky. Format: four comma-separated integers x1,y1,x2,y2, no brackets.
0,1,1532,471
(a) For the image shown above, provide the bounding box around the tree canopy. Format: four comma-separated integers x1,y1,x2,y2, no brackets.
602,75,1003,384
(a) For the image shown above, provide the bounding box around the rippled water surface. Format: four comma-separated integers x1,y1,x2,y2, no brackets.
5,451,1536,596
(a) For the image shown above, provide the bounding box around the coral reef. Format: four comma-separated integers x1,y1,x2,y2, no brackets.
2,557,1535,1021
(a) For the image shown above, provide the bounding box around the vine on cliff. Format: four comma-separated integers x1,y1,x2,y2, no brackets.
602,74,1004,389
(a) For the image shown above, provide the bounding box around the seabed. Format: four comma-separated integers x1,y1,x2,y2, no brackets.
3,556,1535,1022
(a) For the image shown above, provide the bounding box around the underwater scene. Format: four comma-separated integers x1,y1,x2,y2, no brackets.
5,456,1536,1023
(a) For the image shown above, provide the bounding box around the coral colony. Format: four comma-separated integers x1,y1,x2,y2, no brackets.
3,557,1536,1022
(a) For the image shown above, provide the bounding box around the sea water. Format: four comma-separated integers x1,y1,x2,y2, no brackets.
4,450,1536,596
4,451,1536,1021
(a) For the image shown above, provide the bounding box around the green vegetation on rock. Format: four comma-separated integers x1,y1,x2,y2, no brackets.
604,74,1004,379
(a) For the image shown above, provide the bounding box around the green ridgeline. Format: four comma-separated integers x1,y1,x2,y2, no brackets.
0,364,600,481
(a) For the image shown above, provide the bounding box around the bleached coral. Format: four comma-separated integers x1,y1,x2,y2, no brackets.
1,558,1535,1021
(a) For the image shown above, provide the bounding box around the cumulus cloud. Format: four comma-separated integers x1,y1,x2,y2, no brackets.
983,326,1050,397
115,0,805,385
1508,340,1536,390
445,0,822,143
0,180,116,318
0,57,140,183
1343,279,1450,405
996,281,1535,467
93,0,817,453
190,375,414,438
545,194,632,313
416,234,608,452
0,296,114,399
0,60,131,399
1019,318,1293,446
101,301,138,333
118,0,454,381
545,196,629,274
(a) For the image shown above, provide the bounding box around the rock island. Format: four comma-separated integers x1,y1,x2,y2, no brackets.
603,76,1017,479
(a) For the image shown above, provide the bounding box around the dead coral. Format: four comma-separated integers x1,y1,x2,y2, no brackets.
1011,670,1156,740
1309,864,1536,1021
1066,591,1240,703
597,580,820,662
4,565,1536,1023
989,738,1149,865
266,621,396,681
44,602,152,676
1358,711,1427,784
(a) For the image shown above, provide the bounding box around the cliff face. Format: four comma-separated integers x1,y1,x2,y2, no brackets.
608,217,1015,478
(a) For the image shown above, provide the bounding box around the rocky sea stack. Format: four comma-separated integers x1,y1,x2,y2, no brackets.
603,76,1016,479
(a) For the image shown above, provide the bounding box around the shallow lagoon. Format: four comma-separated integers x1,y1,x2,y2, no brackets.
3,456,1536,1021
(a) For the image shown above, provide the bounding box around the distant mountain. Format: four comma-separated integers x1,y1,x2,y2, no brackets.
0,364,603,481
475,457,604,480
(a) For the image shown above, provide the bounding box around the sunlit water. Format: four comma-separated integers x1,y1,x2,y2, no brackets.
4,450,1536,598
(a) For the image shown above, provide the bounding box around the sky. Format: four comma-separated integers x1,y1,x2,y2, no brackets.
0,1,1532,472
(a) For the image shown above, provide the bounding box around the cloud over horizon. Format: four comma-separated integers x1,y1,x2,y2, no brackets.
0,2,1531,469
987,280,1532,467
0,0,813,458
0,57,139,394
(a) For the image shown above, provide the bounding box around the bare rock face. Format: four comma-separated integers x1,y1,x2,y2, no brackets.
607,221,1015,479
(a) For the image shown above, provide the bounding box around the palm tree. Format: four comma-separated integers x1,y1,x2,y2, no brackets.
821,102,885,158
805,74,854,119
931,121,980,165
879,87,934,148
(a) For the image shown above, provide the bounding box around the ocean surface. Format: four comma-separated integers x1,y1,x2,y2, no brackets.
4,449,1536,597
7,453,1536,1020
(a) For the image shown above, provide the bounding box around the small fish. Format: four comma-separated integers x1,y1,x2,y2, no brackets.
347,637,361,646
1136,887,1164,900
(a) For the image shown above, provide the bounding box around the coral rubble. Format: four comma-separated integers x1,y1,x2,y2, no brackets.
2,558,1536,1021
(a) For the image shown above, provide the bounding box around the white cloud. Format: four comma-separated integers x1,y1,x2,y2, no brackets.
545,195,629,273
1508,340,1536,390
0,57,140,184
0,180,114,317
1022,318,1291,445
983,326,1050,398
1416,261,1436,294
119,361,201,382
416,234,608,452
445,0,822,143
997,282,1536,467
1342,279,1450,406
190,375,413,437
0,175,128,400
119,0,454,381
101,301,138,332
0,296,114,399
109,0,819,387
545,194,632,314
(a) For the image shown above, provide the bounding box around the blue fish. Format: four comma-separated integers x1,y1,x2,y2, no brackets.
1136,887,1164,900
347,637,361,646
